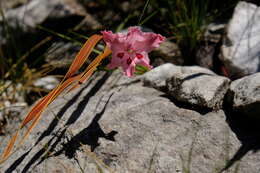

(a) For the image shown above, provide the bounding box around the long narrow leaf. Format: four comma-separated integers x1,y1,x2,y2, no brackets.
80,46,111,83
68,46,111,92
20,90,56,128
64,34,102,79
18,111,43,148
21,35,103,128
0,131,19,163
0,74,82,162
21,74,82,128
0,34,108,164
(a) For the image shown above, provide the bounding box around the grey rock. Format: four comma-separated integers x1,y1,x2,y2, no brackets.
181,65,216,75
73,13,102,30
0,0,86,45
166,66,230,109
196,44,215,69
0,0,28,11
33,76,60,91
196,23,225,70
153,40,183,66
204,23,225,43
45,41,81,68
228,72,260,118
220,1,260,78
1,0,86,29
143,63,217,91
0,71,259,173
142,63,182,90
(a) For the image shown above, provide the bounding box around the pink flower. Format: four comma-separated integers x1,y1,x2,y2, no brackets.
101,27,165,77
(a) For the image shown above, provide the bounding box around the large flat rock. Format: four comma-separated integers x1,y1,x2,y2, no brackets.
0,71,259,173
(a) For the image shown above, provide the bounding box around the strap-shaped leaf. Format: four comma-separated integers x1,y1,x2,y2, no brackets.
0,74,82,163
0,34,110,164
64,34,103,79
20,90,56,128
0,131,19,164
80,46,112,83
68,46,111,92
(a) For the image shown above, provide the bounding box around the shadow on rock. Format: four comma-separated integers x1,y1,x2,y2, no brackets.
220,108,260,172
53,93,118,159
35,78,94,145
4,72,117,172
36,72,110,145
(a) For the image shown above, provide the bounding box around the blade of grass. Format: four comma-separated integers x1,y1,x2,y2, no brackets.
139,10,158,26
37,25,102,55
36,25,82,45
138,0,151,25
4,36,52,79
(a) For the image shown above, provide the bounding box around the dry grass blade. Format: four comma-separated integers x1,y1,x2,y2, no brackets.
0,34,110,164
64,34,103,79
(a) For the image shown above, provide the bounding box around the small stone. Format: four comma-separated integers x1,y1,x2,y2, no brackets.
166,66,230,109
196,23,225,70
228,72,260,118
3,101,11,108
33,76,59,90
204,23,225,43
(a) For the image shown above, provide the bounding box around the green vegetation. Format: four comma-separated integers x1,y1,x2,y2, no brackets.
150,0,239,64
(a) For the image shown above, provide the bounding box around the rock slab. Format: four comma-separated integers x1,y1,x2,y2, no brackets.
0,71,259,173
220,1,260,78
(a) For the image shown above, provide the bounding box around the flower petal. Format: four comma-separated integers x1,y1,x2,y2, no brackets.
101,31,127,53
126,26,165,53
101,31,116,48
134,52,152,69
107,51,128,69
102,27,164,77
120,56,135,77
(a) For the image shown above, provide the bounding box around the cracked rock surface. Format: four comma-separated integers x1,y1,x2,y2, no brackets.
1,71,260,173
144,63,230,109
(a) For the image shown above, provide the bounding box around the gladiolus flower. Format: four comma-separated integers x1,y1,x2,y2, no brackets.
101,27,165,77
